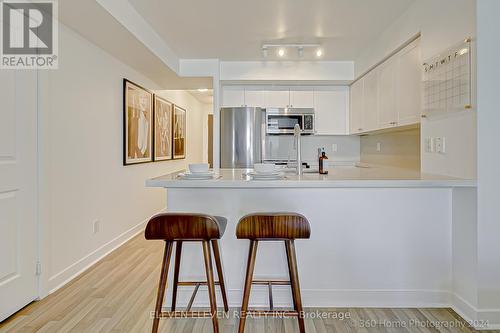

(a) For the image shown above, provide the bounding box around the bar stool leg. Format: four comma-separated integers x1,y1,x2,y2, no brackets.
152,241,173,333
238,240,258,333
202,240,219,333
285,241,297,310
285,240,305,333
211,240,229,312
171,241,183,311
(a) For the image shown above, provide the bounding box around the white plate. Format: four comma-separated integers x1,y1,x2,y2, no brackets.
178,173,217,180
245,171,285,180
250,175,285,180
184,171,214,177
247,171,283,177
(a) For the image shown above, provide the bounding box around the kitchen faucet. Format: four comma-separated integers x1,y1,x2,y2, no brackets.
294,124,302,175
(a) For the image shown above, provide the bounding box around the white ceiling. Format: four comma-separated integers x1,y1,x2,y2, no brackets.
128,0,415,61
187,89,214,104
58,0,212,89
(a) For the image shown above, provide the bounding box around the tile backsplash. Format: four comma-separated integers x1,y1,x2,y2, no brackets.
360,128,421,170
264,135,361,165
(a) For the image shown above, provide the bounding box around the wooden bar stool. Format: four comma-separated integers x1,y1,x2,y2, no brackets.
145,213,229,333
236,212,311,333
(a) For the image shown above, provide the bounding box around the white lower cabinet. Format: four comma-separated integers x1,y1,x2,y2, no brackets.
314,89,348,135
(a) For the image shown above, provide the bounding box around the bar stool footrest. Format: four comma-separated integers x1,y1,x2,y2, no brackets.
176,281,224,312
157,311,214,318
244,310,299,317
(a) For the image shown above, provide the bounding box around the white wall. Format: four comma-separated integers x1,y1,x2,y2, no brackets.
355,0,477,179
154,90,209,164
40,25,207,293
476,0,500,325
220,61,354,82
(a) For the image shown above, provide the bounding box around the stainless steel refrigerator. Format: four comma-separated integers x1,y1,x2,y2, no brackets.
220,107,263,168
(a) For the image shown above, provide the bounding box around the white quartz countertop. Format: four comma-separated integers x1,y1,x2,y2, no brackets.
146,166,476,188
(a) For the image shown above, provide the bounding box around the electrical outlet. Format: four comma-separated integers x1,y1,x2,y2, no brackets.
376,142,381,152
93,220,100,234
332,143,338,152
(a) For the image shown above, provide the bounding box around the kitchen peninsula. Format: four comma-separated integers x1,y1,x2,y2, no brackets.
146,167,476,310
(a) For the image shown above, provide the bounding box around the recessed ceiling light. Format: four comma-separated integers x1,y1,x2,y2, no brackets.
278,48,285,57
197,88,208,92
316,48,323,57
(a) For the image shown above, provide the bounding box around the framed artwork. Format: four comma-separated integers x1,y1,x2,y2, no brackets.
173,105,186,159
123,79,153,165
153,95,173,161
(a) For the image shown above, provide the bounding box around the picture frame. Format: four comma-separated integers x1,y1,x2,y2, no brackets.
173,105,186,159
153,95,173,161
123,79,153,165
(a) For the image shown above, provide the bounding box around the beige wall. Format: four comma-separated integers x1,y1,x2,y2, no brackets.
41,24,207,293
360,128,420,170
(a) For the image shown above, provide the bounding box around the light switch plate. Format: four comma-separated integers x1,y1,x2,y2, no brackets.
376,142,381,152
436,137,446,154
332,144,338,152
425,138,433,153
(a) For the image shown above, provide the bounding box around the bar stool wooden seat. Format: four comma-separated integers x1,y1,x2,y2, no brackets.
145,213,229,333
236,212,311,333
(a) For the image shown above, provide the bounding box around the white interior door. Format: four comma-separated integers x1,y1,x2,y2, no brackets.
0,69,39,321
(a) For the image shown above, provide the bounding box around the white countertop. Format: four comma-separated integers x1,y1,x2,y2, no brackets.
146,166,476,188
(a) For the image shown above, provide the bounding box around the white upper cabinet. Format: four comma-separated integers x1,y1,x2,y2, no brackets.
244,89,266,107
396,40,422,125
222,87,245,107
363,68,380,131
289,89,314,108
314,89,349,135
350,79,364,134
349,37,422,134
378,57,397,128
264,90,291,108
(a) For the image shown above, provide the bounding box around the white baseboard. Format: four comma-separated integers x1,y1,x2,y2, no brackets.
164,287,450,309
452,293,500,330
47,215,154,294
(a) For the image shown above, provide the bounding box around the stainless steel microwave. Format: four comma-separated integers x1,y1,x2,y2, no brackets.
265,108,315,135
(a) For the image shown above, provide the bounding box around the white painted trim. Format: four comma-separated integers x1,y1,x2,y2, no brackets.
166,288,450,309
452,293,500,330
47,213,160,294
180,59,220,77
95,0,179,72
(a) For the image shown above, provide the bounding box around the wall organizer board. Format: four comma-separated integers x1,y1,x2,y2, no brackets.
422,38,472,117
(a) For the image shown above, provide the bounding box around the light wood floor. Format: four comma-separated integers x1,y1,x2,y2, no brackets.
0,234,496,333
